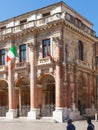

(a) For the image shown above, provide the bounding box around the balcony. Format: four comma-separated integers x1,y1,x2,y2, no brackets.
0,65,7,73
76,60,92,69
15,62,29,71
37,57,53,66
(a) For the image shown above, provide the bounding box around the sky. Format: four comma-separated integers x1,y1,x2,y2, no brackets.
0,0,98,36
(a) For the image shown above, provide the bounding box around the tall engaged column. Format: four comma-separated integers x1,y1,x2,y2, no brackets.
53,37,63,122
28,43,37,120
6,60,16,119
55,44,63,108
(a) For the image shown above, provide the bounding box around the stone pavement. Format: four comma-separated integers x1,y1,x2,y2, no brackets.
0,117,98,130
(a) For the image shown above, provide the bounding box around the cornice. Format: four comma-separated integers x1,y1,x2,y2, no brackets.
0,19,97,43
63,20,97,42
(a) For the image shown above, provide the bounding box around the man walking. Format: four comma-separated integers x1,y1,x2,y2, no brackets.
66,119,76,130
87,118,95,130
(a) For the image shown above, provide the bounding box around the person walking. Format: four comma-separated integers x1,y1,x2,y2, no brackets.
87,117,95,130
66,119,76,130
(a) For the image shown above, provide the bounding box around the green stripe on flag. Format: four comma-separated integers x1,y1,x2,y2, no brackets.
10,45,17,57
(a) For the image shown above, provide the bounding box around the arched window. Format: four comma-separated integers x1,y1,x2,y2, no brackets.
78,40,83,60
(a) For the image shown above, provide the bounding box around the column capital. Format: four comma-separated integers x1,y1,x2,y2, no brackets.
27,43,38,52
5,47,10,52
52,37,63,47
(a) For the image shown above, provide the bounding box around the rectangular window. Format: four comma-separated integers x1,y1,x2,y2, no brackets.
42,12,50,17
20,19,27,29
20,19,27,24
0,26,6,34
0,49,5,65
19,44,26,62
96,57,98,67
42,39,50,58
65,13,71,21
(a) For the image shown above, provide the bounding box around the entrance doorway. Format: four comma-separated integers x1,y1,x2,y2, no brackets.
0,80,8,117
39,74,55,117
78,77,87,115
16,77,30,117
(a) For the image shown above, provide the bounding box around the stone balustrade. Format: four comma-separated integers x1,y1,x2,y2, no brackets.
37,57,52,66
76,59,92,69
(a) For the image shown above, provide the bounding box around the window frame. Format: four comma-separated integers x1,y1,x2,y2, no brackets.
0,49,5,65
42,39,51,58
78,40,83,61
19,44,26,62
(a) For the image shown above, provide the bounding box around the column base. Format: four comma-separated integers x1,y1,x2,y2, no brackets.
70,109,80,120
53,107,63,122
6,109,17,119
28,108,37,120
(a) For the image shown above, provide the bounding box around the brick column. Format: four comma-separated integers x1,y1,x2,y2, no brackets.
53,37,63,122
27,43,37,120
6,60,17,119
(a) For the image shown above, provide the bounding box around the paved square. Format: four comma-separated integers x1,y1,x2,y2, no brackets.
0,118,98,130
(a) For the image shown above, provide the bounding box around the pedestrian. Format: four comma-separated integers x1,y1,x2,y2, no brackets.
66,118,76,130
87,117,95,130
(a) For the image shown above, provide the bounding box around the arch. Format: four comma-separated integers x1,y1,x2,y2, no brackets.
15,77,30,117
15,77,30,88
38,73,55,84
0,79,8,90
0,80,8,116
38,73,55,117
77,74,87,115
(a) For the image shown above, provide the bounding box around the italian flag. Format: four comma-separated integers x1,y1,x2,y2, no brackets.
6,45,17,62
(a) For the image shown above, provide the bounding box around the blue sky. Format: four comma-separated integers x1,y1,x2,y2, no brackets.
0,0,98,36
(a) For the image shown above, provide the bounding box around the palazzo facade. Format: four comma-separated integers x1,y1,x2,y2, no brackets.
0,1,98,122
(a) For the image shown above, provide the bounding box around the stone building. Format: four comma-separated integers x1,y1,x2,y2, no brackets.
0,1,97,122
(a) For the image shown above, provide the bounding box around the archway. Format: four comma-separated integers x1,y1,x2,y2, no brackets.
0,80,8,117
38,74,55,117
16,77,30,117
77,75,87,115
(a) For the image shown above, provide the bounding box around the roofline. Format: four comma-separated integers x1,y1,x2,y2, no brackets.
0,1,63,23
0,1,93,27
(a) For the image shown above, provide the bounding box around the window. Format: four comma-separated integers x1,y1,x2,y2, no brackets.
19,44,26,62
0,49,5,65
20,19,27,29
78,41,83,60
65,13,71,21
42,39,50,58
0,26,6,34
42,12,50,17
96,57,98,67
20,19,27,24
75,18,82,28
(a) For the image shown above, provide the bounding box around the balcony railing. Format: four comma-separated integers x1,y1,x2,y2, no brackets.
37,57,53,66
0,12,95,37
0,13,62,36
76,60,92,69
15,62,29,70
0,65,7,72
